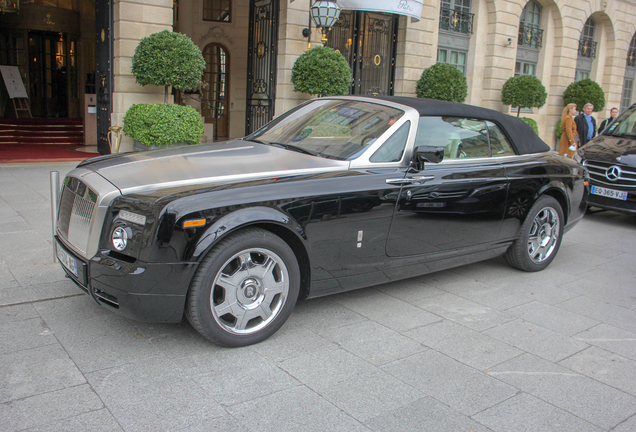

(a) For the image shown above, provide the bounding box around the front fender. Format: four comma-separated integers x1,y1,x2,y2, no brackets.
189,206,306,261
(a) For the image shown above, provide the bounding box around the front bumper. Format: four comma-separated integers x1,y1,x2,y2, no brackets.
56,236,198,323
587,184,636,214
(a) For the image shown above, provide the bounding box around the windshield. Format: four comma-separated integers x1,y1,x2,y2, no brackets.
246,99,405,160
605,105,636,137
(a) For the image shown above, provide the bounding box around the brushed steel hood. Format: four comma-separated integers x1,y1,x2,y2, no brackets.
81,140,350,194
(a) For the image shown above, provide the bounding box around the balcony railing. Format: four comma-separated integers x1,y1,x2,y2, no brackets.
439,7,474,35
517,24,543,49
578,38,597,58
628,48,636,67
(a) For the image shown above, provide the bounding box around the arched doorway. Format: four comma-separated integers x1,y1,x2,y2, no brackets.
202,43,229,141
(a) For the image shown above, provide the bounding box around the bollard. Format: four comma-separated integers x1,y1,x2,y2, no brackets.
50,171,60,263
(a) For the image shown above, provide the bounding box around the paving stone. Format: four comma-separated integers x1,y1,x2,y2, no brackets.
22,409,124,432
252,322,339,363
0,279,81,306
317,320,426,366
381,350,517,416
435,278,531,310
487,353,636,430
87,356,225,431
179,414,249,432
559,346,636,396
0,316,56,354
573,324,636,361
472,392,602,432
0,384,103,431
484,319,589,362
560,269,636,309
504,301,600,336
489,273,581,306
372,277,445,303
558,296,636,334
292,296,368,332
228,385,369,432
413,292,516,331
0,344,85,403
0,303,38,324
175,349,299,406
404,319,523,370
364,396,491,432
612,414,636,432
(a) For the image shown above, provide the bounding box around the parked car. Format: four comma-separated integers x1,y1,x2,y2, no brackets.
578,103,636,214
55,96,588,346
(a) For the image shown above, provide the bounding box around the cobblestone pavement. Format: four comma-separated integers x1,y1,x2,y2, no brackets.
1,162,635,432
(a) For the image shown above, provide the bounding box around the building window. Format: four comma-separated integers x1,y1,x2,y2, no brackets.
203,0,230,22
575,70,590,81
621,78,633,112
518,0,543,48
578,17,597,58
439,0,473,34
628,34,636,67
438,48,466,74
515,61,536,76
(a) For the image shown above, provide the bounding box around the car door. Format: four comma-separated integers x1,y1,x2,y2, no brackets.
386,117,511,257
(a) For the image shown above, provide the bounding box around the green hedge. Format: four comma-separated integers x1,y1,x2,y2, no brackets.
555,119,563,139
416,63,467,103
291,46,352,96
123,104,204,146
520,117,539,134
132,30,205,91
562,79,605,112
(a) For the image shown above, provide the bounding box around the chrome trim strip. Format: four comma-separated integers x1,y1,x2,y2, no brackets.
119,165,350,195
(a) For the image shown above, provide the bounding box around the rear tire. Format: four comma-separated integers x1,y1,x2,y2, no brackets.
505,195,564,272
186,228,300,347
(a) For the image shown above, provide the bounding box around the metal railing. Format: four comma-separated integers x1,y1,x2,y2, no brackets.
517,24,543,48
439,7,474,34
628,48,636,67
578,38,597,58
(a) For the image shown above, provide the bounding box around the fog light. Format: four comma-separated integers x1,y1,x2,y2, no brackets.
112,227,130,251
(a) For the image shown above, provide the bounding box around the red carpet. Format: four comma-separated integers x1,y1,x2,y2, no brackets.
0,144,102,163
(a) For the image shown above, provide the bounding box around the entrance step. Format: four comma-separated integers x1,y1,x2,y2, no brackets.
0,118,84,146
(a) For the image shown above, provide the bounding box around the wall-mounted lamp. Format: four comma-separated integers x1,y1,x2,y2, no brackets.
310,0,341,44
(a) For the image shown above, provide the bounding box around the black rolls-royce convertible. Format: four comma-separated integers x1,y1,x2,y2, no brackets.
55,96,589,346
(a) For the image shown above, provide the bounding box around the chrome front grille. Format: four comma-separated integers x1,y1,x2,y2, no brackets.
582,160,636,189
57,177,98,256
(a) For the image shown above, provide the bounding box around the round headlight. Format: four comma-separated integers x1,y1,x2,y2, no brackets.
112,227,129,251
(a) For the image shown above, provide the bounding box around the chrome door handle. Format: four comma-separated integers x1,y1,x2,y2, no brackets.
386,176,434,185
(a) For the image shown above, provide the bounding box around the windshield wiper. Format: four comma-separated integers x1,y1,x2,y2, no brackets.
269,142,320,157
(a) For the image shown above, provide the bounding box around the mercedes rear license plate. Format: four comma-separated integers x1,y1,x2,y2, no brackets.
591,185,628,200
56,243,78,277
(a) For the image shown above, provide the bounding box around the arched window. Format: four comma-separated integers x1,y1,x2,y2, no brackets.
622,33,636,111
202,44,229,140
518,0,542,48
576,17,596,81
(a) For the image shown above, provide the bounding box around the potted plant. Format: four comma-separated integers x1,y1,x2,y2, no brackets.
416,63,467,102
291,46,352,96
501,74,547,117
123,30,206,150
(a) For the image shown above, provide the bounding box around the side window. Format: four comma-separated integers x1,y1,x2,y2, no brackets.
487,122,516,156
415,116,489,159
370,121,410,162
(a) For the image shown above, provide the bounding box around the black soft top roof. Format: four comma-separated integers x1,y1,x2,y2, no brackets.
375,96,550,155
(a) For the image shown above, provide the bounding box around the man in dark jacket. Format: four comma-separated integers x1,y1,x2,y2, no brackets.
598,107,618,133
575,103,597,146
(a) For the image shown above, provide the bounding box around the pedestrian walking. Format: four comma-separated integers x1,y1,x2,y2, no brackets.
559,103,579,157
574,103,597,146
598,107,619,133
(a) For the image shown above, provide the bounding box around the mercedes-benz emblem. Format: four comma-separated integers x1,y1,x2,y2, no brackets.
605,165,622,181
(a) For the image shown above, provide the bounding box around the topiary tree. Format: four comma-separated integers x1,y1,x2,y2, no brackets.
501,75,547,117
123,104,204,146
132,30,206,103
562,78,605,112
291,46,352,96
415,63,467,103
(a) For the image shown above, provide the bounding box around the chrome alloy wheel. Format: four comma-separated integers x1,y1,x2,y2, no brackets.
527,206,560,264
210,248,289,335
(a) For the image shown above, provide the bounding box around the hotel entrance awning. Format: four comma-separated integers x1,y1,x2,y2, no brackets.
336,0,424,21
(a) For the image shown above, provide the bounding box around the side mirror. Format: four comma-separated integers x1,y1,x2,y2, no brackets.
411,146,444,171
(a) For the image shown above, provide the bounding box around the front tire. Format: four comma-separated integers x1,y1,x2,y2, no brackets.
186,228,300,347
505,195,564,272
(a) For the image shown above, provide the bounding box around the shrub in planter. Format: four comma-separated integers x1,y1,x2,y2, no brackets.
291,46,352,96
416,63,467,103
555,119,563,139
123,104,204,147
132,30,206,102
562,79,605,112
520,117,539,134
501,75,547,117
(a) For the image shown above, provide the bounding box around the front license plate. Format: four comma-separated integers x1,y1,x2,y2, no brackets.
591,185,628,201
56,243,78,277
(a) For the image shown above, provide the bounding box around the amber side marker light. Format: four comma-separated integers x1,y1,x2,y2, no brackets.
183,219,206,228
585,181,589,186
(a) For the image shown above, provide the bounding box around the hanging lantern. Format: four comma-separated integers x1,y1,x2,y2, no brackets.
310,1,341,44
0,0,19,13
